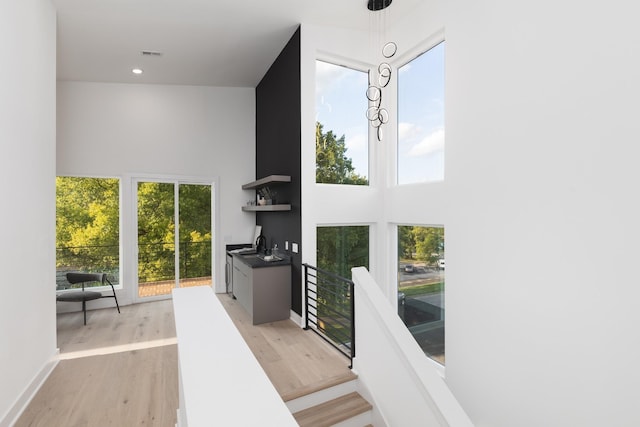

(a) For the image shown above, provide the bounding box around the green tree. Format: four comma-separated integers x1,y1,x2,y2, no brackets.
316,226,369,278
137,182,176,282
56,177,119,275
316,122,368,185
413,227,444,266
398,225,416,260
178,184,212,280
137,182,212,283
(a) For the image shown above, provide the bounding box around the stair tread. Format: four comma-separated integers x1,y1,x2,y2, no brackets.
293,392,372,427
283,371,358,402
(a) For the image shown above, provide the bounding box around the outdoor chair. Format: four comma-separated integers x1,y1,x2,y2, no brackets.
56,272,121,325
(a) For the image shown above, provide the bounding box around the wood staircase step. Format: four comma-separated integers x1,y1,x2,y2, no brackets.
293,391,372,427
282,371,357,402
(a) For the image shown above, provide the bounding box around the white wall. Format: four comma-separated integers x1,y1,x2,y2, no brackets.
57,82,256,298
303,0,640,424
393,1,640,426
0,0,57,424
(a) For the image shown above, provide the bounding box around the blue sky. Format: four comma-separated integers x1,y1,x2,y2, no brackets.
315,41,445,184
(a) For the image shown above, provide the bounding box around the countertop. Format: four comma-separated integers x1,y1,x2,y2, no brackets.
232,252,291,269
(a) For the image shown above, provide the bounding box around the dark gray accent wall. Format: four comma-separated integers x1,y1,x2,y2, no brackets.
255,26,302,315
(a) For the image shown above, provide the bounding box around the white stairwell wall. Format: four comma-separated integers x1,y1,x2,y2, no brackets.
351,267,473,427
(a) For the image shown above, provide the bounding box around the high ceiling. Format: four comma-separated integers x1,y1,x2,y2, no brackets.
52,0,421,87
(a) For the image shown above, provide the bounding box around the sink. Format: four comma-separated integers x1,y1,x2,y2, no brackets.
256,254,283,262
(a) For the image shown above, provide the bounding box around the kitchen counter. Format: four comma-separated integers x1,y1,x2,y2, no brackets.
232,252,291,269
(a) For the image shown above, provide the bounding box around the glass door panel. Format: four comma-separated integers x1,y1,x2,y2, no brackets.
137,182,176,298
178,184,212,288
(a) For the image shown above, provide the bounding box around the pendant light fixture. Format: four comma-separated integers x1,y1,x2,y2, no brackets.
366,0,396,141
367,0,392,11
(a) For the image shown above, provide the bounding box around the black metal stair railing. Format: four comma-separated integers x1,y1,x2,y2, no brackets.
303,263,355,368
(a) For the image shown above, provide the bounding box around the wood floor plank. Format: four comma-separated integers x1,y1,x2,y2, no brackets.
17,300,178,427
16,345,178,427
217,293,356,400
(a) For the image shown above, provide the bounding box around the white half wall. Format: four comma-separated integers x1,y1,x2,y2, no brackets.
0,0,57,424
56,82,256,299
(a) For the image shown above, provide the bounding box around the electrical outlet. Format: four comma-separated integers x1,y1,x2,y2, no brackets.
285,241,289,250
292,242,299,253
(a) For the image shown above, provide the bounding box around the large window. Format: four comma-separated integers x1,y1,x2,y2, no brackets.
315,225,369,350
56,177,120,290
398,225,445,364
315,60,369,185
397,41,445,184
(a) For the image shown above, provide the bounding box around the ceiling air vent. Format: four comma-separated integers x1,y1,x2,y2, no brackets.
141,51,163,57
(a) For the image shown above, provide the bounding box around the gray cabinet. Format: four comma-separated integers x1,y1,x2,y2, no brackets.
232,255,291,325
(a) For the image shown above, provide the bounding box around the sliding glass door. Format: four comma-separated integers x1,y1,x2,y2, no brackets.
136,179,212,299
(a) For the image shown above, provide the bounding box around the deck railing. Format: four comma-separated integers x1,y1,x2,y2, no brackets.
303,263,355,368
56,241,211,290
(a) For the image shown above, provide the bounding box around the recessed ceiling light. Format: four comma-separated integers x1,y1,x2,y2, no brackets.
132,68,143,75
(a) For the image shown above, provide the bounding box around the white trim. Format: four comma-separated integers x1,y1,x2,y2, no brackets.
316,51,372,74
0,350,59,427
289,309,303,327
394,28,446,69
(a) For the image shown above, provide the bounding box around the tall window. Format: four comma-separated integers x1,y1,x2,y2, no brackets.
398,225,445,364
56,177,120,290
398,41,445,184
315,225,369,350
315,60,369,185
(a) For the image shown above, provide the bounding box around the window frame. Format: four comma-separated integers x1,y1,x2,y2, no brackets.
394,36,446,187
315,56,372,187
56,175,123,293
396,223,445,366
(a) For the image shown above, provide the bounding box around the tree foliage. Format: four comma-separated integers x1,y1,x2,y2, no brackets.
56,177,120,275
398,225,444,266
316,122,368,185
316,226,369,278
136,182,212,282
56,178,212,287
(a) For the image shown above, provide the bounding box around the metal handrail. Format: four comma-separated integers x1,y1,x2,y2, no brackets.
303,263,355,368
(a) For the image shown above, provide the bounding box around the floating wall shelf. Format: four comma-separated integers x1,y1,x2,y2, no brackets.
242,204,292,212
242,175,292,212
241,175,291,190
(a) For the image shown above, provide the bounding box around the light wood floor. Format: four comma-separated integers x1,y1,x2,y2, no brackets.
17,293,353,426
17,300,179,427
217,293,355,402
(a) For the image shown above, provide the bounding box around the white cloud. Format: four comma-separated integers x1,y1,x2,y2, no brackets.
315,61,349,95
398,122,421,141
345,130,367,152
408,128,445,157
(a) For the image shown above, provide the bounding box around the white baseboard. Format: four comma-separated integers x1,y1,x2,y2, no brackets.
0,349,59,427
289,309,303,327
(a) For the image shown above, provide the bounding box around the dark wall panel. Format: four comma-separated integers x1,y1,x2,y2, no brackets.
255,27,302,314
